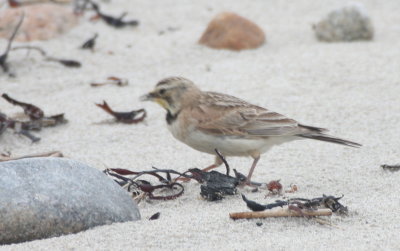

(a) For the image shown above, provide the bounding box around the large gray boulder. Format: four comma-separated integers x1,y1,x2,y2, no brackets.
0,157,140,245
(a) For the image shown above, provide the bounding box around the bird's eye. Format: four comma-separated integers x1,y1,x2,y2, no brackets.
159,88,166,95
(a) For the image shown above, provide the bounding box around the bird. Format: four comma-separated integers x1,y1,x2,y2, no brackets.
141,77,361,185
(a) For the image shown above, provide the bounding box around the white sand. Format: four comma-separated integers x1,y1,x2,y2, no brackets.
1,0,400,250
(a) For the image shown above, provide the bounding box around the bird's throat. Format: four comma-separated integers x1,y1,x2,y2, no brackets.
166,109,180,125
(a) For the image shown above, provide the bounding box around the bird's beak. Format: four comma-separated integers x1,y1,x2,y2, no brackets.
140,92,156,101
140,91,169,109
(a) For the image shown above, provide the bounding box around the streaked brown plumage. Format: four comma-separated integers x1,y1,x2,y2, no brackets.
141,77,361,184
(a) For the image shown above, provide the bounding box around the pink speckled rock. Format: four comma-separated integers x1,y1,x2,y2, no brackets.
0,4,78,42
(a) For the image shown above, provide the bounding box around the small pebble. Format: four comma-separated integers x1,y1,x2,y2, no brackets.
313,3,374,42
199,12,265,51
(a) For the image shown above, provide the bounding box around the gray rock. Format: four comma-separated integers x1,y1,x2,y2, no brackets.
0,157,140,245
313,3,374,42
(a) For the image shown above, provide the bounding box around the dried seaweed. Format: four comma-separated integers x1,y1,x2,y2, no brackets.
95,101,146,124
189,168,239,201
81,33,98,50
103,150,274,202
149,212,161,220
1,16,80,75
104,165,244,202
91,76,128,87
381,164,400,172
89,1,139,28
1,94,67,142
242,194,348,215
2,93,44,120
12,46,81,68
104,168,187,202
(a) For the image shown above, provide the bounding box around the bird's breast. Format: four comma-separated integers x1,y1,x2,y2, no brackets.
167,116,186,142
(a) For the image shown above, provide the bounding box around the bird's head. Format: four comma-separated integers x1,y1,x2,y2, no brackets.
140,77,201,115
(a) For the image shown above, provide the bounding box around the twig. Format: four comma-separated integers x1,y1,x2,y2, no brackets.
0,151,63,162
12,46,81,68
13,45,47,57
0,13,24,75
229,208,332,220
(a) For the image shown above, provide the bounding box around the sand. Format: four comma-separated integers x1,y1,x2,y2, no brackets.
1,0,400,250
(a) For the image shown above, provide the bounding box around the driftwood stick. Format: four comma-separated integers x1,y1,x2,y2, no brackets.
0,151,63,162
229,208,332,220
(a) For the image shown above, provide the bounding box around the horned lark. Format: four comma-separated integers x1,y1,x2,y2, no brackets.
141,77,361,184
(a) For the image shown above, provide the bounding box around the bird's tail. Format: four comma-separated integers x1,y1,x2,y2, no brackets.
298,133,361,147
297,124,361,148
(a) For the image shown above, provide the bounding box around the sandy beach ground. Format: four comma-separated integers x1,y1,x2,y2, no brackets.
1,0,400,250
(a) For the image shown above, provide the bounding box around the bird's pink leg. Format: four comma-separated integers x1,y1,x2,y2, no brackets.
175,156,223,181
246,155,260,185
202,155,223,172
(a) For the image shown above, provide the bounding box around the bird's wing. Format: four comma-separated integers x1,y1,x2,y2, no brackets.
193,92,300,137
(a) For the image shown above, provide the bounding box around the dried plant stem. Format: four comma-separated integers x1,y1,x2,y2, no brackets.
0,13,24,74
0,151,63,162
229,208,332,220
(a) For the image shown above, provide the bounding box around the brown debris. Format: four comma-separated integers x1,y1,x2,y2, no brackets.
1,94,67,142
8,0,72,7
149,212,161,220
199,12,265,51
381,164,400,172
95,101,146,124
241,194,348,215
89,1,139,28
285,184,298,193
81,33,98,50
91,76,128,87
2,93,44,120
266,180,283,194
